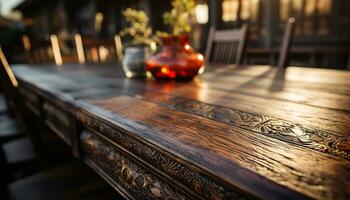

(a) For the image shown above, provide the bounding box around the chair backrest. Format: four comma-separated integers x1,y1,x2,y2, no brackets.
76,35,123,64
0,47,44,161
29,38,55,64
24,35,75,66
205,24,248,65
278,18,295,69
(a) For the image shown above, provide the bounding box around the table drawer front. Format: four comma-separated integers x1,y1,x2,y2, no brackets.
81,131,191,200
20,88,40,115
43,103,72,145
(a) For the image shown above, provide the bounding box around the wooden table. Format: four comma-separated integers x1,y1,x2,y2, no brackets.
13,64,350,200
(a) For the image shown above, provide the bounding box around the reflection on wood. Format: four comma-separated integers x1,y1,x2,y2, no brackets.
136,94,349,159
13,64,350,200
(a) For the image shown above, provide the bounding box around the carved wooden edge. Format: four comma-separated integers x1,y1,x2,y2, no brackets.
138,94,350,160
81,83,350,160
76,111,246,200
81,131,192,200
43,102,72,145
18,81,248,199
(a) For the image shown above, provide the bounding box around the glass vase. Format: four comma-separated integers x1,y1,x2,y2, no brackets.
146,35,204,79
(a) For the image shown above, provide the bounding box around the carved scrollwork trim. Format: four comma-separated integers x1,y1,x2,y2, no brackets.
81,131,189,200
77,112,243,199
77,112,244,200
155,96,349,160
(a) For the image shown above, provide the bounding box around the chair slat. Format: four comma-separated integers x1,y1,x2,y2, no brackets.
206,24,248,65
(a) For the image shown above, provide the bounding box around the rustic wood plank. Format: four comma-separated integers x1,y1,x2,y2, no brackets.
201,68,350,111
13,65,350,155
132,92,350,159
34,76,349,161
85,95,350,200
13,65,350,144
204,71,350,97
206,65,350,86
115,79,350,135
12,64,350,200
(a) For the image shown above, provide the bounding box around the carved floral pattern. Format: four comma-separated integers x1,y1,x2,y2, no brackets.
77,112,244,200
161,97,349,159
81,131,189,200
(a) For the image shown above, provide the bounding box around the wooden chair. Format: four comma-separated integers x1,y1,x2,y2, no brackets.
0,47,41,189
23,35,67,65
54,35,81,64
29,39,55,64
0,47,121,199
277,18,295,69
205,24,248,65
3,160,120,200
76,35,123,64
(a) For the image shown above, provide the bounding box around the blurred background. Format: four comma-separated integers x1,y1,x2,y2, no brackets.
0,0,349,69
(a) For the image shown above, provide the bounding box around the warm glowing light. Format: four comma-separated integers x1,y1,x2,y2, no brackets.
125,71,133,78
198,65,206,74
280,0,332,35
22,35,31,51
281,0,332,19
95,12,104,33
50,34,63,66
294,0,303,12
161,67,169,74
114,35,123,61
241,0,251,20
195,4,209,24
289,17,295,23
280,0,290,20
184,44,191,50
305,0,316,17
246,0,260,20
319,0,332,14
146,71,152,78
0,47,18,87
150,41,157,52
91,47,99,62
222,0,260,22
74,34,85,64
222,0,239,22
197,54,204,61
98,46,109,62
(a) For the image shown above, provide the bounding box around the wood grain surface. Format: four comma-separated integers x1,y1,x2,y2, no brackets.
13,64,350,200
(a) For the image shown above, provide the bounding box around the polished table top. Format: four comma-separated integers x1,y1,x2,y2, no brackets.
13,64,350,199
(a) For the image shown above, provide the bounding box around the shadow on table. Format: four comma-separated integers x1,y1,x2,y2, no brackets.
268,68,286,92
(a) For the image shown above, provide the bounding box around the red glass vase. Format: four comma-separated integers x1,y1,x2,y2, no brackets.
146,35,204,79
